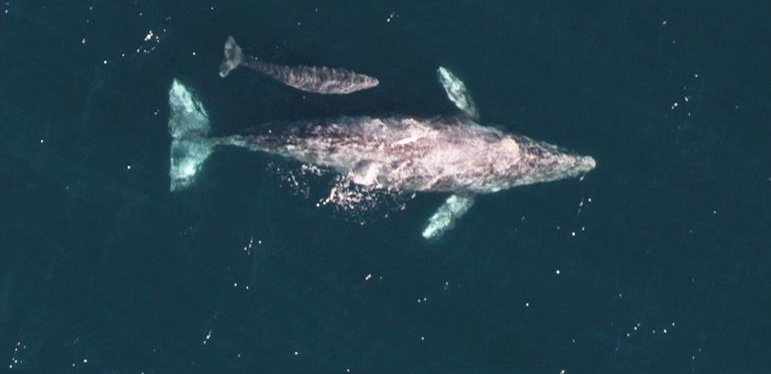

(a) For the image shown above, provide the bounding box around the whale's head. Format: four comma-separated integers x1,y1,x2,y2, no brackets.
493,135,596,190
577,155,597,174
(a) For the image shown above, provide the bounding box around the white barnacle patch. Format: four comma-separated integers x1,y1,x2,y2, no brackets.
495,137,521,174
393,134,422,146
500,137,520,156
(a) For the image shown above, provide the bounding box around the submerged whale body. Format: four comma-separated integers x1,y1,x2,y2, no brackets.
219,36,379,95
170,68,595,239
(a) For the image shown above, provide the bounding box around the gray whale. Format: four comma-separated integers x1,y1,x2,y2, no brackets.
217,115,595,195
219,36,379,95
169,68,595,239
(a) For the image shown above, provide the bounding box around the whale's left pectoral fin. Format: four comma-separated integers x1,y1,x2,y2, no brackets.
421,195,476,240
437,66,479,120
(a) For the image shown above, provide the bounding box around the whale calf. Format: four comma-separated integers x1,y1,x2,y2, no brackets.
169,69,595,239
219,36,379,95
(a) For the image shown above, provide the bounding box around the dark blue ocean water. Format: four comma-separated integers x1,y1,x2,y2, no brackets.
2,1,770,372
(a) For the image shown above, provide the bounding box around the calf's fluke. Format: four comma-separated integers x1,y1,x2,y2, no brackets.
219,36,243,78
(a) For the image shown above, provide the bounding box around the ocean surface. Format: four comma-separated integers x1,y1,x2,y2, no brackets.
2,1,770,372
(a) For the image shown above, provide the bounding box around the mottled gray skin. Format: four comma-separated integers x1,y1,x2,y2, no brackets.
168,78,595,239
214,115,596,195
219,36,379,94
244,60,379,94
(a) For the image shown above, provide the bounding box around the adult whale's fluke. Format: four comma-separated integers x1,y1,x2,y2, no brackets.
219,36,379,94
168,80,214,191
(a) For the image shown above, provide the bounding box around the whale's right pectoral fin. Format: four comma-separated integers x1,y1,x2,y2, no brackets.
437,66,479,120
421,194,476,240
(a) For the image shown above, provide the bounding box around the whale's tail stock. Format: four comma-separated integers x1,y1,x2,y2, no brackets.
168,79,214,191
219,36,243,78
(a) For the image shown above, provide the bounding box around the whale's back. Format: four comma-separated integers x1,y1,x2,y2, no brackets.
248,116,512,192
